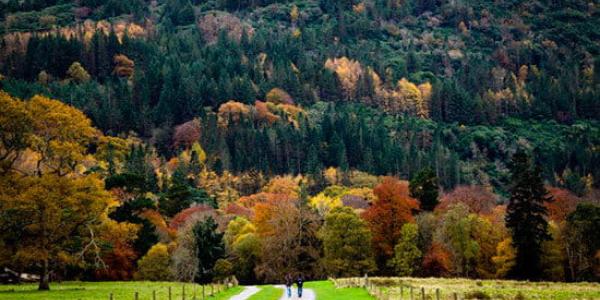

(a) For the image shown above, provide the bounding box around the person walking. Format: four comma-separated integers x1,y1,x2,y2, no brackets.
296,273,304,298
285,273,293,298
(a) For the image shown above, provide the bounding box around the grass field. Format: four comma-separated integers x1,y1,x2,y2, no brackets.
334,277,600,300
247,285,282,300
0,281,240,300
305,280,373,300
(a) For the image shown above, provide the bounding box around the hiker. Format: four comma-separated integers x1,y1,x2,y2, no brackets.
285,273,293,298
296,273,304,298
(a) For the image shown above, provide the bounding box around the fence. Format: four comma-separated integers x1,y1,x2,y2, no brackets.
332,277,462,300
106,280,236,300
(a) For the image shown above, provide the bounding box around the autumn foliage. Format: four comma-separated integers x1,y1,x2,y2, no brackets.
362,177,419,267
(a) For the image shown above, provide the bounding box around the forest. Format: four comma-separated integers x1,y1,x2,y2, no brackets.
0,0,599,293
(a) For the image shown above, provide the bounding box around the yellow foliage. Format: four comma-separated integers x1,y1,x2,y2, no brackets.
492,238,516,278
310,193,342,216
262,175,301,198
290,5,299,23
325,57,364,100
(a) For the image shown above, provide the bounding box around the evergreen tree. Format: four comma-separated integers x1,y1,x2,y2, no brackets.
193,217,225,284
505,150,551,280
409,168,440,211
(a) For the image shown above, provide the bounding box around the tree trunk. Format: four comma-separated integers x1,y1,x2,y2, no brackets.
38,259,50,291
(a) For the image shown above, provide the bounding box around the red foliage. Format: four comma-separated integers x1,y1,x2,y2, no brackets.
173,119,201,149
362,177,419,262
436,185,497,215
224,202,253,219
169,204,215,230
422,242,452,277
545,186,580,222
94,241,137,280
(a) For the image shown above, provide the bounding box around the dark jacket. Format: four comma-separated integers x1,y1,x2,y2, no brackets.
285,274,293,286
296,275,304,287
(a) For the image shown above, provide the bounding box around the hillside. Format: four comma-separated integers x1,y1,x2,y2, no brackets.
0,0,599,292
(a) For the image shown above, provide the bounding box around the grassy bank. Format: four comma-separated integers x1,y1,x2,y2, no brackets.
0,281,240,300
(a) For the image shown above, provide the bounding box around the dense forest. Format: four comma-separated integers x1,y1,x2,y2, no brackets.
0,0,599,291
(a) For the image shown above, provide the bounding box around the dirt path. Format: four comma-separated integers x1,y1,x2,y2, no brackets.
229,286,261,300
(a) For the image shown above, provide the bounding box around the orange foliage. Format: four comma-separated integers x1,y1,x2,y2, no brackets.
545,187,580,222
254,101,280,124
238,192,292,209
139,209,175,241
265,88,294,104
169,204,215,230
252,196,296,237
362,177,419,261
436,185,497,215
422,242,452,277
113,54,135,78
218,101,251,126
261,176,300,198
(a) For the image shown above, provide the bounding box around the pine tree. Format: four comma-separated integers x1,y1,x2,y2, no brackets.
193,217,225,284
505,150,551,280
409,167,439,211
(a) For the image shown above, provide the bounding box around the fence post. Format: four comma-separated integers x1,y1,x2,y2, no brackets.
193,284,197,300
421,287,425,300
400,286,404,300
153,290,156,300
436,288,440,300
182,284,186,300
202,285,205,300
410,287,414,300
453,292,458,300
109,293,113,300
134,291,139,300
168,286,172,300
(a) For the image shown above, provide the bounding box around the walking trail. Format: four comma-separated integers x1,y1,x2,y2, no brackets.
275,285,316,300
229,285,260,300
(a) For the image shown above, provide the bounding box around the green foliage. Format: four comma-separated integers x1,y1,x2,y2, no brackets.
319,206,376,277
193,217,225,284
389,223,421,276
135,243,174,281
409,168,440,211
506,151,551,280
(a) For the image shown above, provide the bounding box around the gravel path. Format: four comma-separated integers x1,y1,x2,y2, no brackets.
276,285,316,300
229,286,261,300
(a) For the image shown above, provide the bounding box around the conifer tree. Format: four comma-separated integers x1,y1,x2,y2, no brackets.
505,150,551,280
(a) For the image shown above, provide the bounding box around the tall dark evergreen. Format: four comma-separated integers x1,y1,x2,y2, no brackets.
409,168,439,211
505,150,551,281
193,217,225,284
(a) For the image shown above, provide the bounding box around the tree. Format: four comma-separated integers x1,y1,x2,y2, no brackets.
505,150,551,280
113,54,135,78
193,217,225,283
67,62,91,83
389,223,421,276
437,185,497,215
0,94,124,290
492,238,516,278
362,177,419,271
135,243,173,281
0,92,33,173
224,217,260,283
253,197,320,281
436,203,480,277
564,203,600,281
319,206,376,277
0,174,115,289
409,168,440,211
